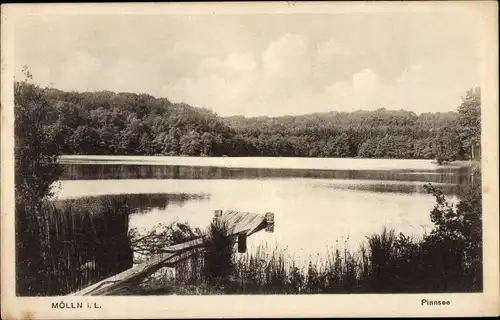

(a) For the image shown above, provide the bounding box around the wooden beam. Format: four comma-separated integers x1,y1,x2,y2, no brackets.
70,210,273,296
237,233,247,253
162,237,205,253
214,209,223,219
265,212,275,232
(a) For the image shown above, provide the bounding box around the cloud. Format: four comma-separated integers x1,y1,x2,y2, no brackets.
322,63,472,114
164,52,260,113
316,38,350,64
325,68,390,111
164,34,324,116
324,66,439,112
198,53,258,77
352,68,379,89
396,64,424,84
262,34,311,82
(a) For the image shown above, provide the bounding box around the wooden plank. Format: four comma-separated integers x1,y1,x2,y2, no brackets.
220,211,265,235
221,211,240,227
80,251,181,296
74,239,208,296
219,213,239,231
220,210,238,223
72,251,176,296
71,210,273,296
229,213,251,233
162,237,205,253
229,213,246,230
234,213,263,234
247,217,268,236
221,211,265,236
245,213,262,228
162,248,206,267
237,216,257,233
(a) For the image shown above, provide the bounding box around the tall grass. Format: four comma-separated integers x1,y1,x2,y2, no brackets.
17,197,133,296
229,243,363,294
202,218,236,284
157,224,481,295
166,218,236,291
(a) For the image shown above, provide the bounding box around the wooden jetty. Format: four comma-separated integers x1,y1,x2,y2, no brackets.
70,210,275,296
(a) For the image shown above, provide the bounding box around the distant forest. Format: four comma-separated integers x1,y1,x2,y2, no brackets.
15,81,481,161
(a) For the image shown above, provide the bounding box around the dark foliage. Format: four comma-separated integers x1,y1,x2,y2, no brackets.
15,76,134,296
421,180,482,291
15,76,64,295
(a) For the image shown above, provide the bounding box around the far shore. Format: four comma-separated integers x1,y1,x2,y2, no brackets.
57,154,475,170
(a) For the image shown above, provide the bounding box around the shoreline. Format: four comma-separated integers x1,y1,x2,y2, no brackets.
57,155,475,171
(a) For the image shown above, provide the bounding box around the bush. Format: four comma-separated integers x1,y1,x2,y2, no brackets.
422,182,482,291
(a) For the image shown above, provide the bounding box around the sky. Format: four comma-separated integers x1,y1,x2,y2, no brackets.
14,8,483,117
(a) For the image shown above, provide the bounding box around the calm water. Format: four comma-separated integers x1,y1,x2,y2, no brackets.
53,156,474,263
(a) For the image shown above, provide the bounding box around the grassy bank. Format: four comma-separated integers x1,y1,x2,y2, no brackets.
136,228,481,295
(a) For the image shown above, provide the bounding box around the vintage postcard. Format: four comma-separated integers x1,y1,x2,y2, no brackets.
1,1,499,318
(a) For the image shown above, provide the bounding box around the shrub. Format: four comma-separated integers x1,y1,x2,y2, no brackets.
422,182,482,291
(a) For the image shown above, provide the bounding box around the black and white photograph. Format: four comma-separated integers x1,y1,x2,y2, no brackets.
1,2,498,318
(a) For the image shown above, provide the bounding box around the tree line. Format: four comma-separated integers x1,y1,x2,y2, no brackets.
16,80,481,162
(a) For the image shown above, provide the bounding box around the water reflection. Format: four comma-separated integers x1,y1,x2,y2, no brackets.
313,180,459,195
53,193,210,214
61,163,474,185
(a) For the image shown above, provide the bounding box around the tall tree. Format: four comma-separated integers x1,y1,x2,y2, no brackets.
457,87,481,160
14,69,62,295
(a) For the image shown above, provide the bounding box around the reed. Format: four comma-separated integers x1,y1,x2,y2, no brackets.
169,218,236,290
16,197,133,296
164,224,481,294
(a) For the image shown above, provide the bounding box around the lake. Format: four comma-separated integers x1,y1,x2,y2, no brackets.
53,155,474,264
